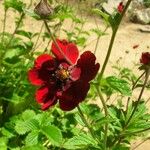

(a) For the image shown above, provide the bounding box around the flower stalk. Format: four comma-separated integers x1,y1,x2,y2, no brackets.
43,20,73,65
77,106,96,140
126,69,150,126
98,0,133,83
96,86,108,150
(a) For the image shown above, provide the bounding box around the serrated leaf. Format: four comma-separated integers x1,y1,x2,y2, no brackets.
15,119,39,135
41,125,62,146
106,76,132,96
92,9,110,26
1,127,14,138
25,131,39,146
4,0,25,12
22,145,46,150
0,137,8,150
22,110,36,121
23,9,40,20
4,48,21,59
91,28,108,37
63,133,98,149
16,30,32,39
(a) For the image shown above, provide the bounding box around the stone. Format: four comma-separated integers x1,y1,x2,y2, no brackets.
130,8,150,24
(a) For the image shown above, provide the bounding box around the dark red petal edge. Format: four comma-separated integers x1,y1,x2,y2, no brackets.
77,51,100,82
28,68,44,86
59,80,90,111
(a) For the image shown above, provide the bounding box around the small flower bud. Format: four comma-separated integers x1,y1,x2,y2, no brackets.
139,52,150,71
140,52,150,65
117,2,124,13
34,0,53,18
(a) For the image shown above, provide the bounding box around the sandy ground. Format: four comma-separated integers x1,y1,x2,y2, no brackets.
0,1,150,149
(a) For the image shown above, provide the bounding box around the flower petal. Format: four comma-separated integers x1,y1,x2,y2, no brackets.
77,51,100,82
70,67,81,81
59,80,90,111
35,85,57,110
42,97,57,110
35,54,55,68
28,54,58,85
28,68,44,86
51,39,79,64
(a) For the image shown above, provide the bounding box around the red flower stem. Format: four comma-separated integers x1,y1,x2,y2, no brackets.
98,0,133,83
43,20,73,65
95,86,108,150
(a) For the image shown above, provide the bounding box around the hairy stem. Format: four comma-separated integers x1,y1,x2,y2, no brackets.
98,0,133,82
43,20,73,65
77,106,97,140
94,26,108,54
6,13,25,48
126,71,145,111
126,70,150,126
112,69,150,147
31,22,44,53
96,86,108,150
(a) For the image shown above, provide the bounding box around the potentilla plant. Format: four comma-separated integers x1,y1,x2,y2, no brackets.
0,0,150,150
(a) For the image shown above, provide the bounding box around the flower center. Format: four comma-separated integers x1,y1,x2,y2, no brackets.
56,68,70,81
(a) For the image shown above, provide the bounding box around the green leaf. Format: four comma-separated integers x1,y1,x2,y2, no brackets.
63,133,98,149
41,125,62,146
16,30,33,39
22,110,36,121
4,48,21,59
4,0,25,12
1,127,14,138
92,9,110,26
23,9,40,20
22,145,46,150
15,119,39,135
25,131,39,146
0,137,8,150
106,76,132,96
91,28,108,37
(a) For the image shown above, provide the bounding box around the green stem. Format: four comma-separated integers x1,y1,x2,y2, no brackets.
5,13,25,48
94,26,108,55
112,69,150,147
77,106,96,140
43,20,73,65
98,0,133,82
125,70,150,126
96,86,108,150
31,22,44,53
126,71,145,111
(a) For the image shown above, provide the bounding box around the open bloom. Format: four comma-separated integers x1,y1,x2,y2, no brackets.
28,39,100,111
117,2,124,13
140,52,150,65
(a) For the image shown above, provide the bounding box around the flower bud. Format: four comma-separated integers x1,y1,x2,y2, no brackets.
140,52,150,65
34,0,53,18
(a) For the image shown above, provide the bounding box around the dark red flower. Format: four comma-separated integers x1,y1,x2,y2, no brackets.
117,2,124,13
28,39,100,111
140,52,150,65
